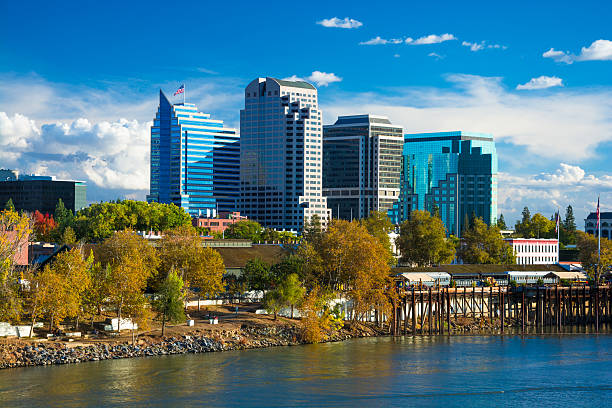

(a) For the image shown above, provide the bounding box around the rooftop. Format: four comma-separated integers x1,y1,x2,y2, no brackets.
404,131,494,142
586,212,612,220
270,77,316,90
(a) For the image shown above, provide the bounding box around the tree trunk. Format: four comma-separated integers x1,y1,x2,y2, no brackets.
49,313,55,331
75,315,79,331
291,304,294,319
274,311,277,321
161,311,166,337
29,312,37,338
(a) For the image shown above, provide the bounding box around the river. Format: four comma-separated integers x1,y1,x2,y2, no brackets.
1,334,611,407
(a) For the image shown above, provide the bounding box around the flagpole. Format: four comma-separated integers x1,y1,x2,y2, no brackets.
598,195,601,284
557,208,560,264
183,83,186,104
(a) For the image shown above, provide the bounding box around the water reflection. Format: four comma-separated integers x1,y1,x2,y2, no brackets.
1,334,612,407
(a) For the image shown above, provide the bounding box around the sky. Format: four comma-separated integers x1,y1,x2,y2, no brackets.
0,0,611,227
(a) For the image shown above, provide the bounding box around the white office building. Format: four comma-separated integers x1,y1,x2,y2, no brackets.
504,238,559,265
239,77,330,232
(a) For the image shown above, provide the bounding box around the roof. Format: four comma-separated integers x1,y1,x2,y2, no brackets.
330,115,394,126
586,212,612,219
507,271,551,276
404,131,493,142
426,272,451,279
547,271,588,280
399,272,435,282
215,244,290,268
270,78,316,90
394,264,566,275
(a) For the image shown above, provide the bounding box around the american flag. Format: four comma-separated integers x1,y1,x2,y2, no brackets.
174,84,184,96
597,196,600,230
555,211,559,234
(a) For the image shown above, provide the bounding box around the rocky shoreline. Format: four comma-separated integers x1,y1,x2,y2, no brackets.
0,324,379,370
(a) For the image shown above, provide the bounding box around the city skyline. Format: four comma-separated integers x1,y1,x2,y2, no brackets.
0,1,611,225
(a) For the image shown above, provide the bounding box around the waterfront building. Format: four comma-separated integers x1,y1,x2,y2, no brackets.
323,115,403,220
504,238,559,265
147,91,240,217
389,131,498,236
585,212,612,239
192,211,248,234
239,77,330,231
0,171,86,214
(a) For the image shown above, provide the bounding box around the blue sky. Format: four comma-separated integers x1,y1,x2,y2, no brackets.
1,0,611,226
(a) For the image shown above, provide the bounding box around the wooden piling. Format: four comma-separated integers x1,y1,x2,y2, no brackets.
411,288,416,335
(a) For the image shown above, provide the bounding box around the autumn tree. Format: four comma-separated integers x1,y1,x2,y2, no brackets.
458,217,516,264
153,269,185,336
396,210,456,267
4,198,15,211
0,209,32,322
360,211,395,265
97,230,160,330
33,210,57,241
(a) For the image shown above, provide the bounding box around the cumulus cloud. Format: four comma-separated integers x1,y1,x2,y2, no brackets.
462,41,507,52
283,71,342,87
407,33,456,45
516,76,563,90
543,39,612,64
428,52,444,60
317,17,362,29
498,164,612,224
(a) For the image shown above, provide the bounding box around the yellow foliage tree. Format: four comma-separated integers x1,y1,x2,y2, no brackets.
97,230,160,329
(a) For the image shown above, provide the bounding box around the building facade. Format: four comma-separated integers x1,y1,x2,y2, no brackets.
504,238,559,265
323,115,403,220
239,77,330,231
389,131,497,236
147,91,240,217
0,175,86,215
192,211,247,234
585,212,612,239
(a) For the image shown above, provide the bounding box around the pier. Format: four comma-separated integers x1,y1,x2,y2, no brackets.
391,285,612,335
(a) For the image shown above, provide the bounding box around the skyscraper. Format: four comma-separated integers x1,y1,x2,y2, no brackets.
239,77,330,231
147,90,240,217
389,131,498,236
323,115,403,220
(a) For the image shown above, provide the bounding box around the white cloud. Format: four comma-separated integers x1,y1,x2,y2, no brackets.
498,164,612,224
317,17,362,29
428,52,444,60
321,74,612,160
462,41,507,52
407,33,456,45
543,39,612,64
393,54,400,58
306,71,342,87
516,76,563,90
359,36,403,45
282,75,304,82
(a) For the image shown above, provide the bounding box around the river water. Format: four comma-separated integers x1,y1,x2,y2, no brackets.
1,334,611,407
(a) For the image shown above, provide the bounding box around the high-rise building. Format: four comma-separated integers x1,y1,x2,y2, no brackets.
239,77,330,231
147,91,240,217
323,115,403,220
0,171,86,214
389,131,498,236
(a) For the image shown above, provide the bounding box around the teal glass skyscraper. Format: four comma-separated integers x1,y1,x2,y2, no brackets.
147,90,240,217
389,131,498,236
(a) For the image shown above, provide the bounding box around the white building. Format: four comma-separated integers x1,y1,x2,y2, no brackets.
585,211,612,239
504,238,559,265
240,78,330,232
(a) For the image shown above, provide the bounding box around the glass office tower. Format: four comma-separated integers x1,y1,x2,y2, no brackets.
147,90,240,217
389,131,497,236
323,115,403,220
240,77,330,231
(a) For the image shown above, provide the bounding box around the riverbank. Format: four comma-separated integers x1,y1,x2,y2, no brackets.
0,314,385,369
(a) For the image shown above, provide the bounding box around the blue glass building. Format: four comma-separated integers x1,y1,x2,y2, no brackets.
389,131,497,236
147,91,240,217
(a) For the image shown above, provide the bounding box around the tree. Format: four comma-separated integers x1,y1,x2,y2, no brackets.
458,217,516,264
33,211,57,241
302,214,323,246
360,211,395,264
515,207,532,237
4,198,15,211
396,210,456,267
241,258,272,291
62,226,77,245
0,209,32,322
531,213,554,238
277,273,305,319
262,290,282,320
97,230,160,330
577,231,612,282
29,247,91,334
153,269,185,336
224,220,263,241
497,214,507,230
299,285,333,343
562,205,577,245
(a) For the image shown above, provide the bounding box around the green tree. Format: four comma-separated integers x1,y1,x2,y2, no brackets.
153,269,185,336
4,198,15,211
224,220,263,241
241,257,272,291
531,213,554,238
458,217,516,264
562,205,577,245
577,231,612,282
62,226,77,245
515,206,532,237
278,273,305,318
302,214,323,247
396,210,456,267
262,290,282,320
497,214,507,230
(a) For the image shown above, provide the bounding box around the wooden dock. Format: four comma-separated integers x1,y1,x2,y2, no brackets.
391,285,612,335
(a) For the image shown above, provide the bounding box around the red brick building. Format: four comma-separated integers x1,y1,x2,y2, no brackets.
192,211,247,234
